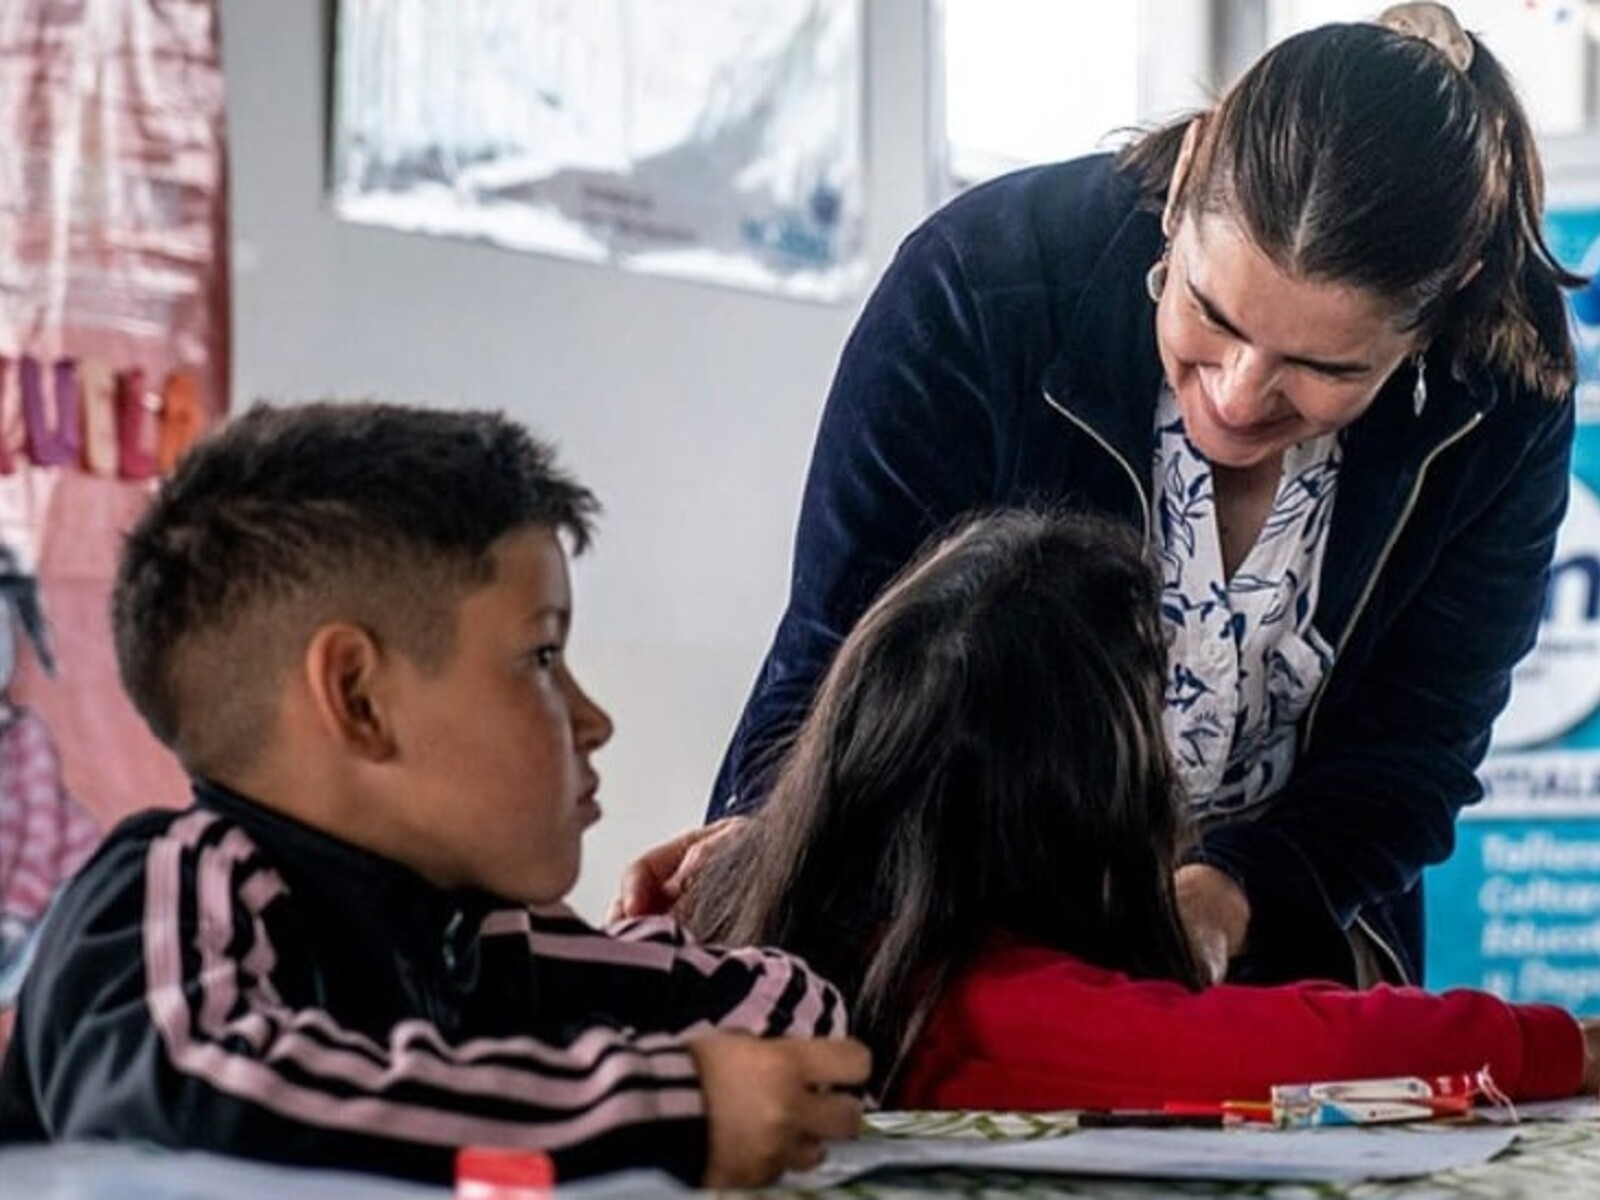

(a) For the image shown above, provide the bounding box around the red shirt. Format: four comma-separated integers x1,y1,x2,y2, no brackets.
895,942,1584,1110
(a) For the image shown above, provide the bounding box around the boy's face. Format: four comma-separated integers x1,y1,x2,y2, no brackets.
382,524,613,904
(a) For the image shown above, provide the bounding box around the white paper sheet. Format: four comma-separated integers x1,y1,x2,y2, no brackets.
789,1125,1519,1189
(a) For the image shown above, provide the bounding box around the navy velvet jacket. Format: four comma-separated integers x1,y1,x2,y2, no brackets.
709,154,1574,987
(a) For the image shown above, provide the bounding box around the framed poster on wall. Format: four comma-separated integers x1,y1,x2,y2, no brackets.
329,0,866,302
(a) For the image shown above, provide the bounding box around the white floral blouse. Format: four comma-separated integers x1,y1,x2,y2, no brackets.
1153,386,1341,819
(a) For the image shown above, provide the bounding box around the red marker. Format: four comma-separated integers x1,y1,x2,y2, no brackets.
455,1145,555,1198
1161,1099,1276,1124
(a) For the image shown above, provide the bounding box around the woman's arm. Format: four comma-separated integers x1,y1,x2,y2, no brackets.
710,222,1004,816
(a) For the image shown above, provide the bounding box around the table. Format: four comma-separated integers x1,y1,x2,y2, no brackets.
5,1102,1597,1197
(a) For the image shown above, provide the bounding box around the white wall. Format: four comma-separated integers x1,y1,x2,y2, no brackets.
219,0,932,919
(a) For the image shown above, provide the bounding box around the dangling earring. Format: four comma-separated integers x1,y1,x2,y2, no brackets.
1145,251,1169,303
1411,350,1428,417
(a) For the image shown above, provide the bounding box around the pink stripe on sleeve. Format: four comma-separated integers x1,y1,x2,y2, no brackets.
141,811,708,1152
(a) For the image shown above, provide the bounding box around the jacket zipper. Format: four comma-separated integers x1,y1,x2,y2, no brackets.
1042,389,1151,537
1353,912,1409,984
1301,409,1484,747
1301,408,1485,985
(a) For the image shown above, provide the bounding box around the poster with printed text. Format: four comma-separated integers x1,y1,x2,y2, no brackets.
1426,202,1600,1010
329,0,866,302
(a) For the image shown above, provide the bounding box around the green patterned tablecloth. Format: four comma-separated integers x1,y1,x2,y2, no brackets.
756,1101,1600,1198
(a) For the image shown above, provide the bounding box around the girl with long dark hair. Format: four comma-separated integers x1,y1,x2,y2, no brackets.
682,510,1597,1108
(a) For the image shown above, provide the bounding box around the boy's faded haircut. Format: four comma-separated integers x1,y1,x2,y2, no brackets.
112,400,598,779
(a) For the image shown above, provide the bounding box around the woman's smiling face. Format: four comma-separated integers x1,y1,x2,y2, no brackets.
1154,210,1421,470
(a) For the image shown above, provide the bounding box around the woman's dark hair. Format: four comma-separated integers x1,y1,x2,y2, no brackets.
680,510,1203,1092
1119,18,1583,401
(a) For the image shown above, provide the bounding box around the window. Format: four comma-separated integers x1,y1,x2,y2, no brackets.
933,0,1215,198
1264,0,1600,138
937,1,1600,200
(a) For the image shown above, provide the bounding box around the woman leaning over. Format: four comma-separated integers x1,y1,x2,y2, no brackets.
619,5,1586,992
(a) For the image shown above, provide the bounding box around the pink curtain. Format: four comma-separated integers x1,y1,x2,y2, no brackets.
0,0,229,831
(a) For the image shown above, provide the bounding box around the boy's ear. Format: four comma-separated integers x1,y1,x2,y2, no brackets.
303,623,397,761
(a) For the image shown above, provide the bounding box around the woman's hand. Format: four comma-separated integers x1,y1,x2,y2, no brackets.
1580,1018,1600,1094
1174,863,1252,984
608,816,752,922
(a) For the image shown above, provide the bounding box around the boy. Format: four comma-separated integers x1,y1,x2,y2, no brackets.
0,402,868,1188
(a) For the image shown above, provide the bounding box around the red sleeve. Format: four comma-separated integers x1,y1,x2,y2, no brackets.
895,943,1583,1111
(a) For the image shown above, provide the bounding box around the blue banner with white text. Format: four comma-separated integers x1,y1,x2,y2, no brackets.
1425,203,1600,1010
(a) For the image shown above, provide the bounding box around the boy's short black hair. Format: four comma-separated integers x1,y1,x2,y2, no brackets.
113,400,598,778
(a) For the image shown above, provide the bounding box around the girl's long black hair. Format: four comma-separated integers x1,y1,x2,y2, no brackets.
681,509,1203,1093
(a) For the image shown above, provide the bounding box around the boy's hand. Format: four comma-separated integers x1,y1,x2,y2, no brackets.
608,816,750,921
688,1032,870,1188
